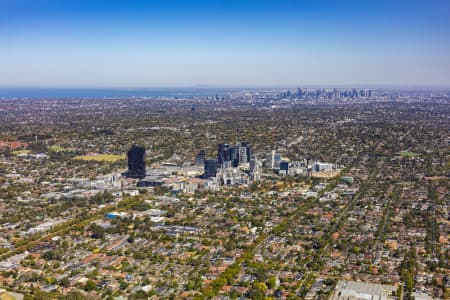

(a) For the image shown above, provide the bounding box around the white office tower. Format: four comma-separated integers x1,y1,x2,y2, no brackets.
271,151,281,169
238,144,249,164
271,150,275,169
249,157,260,182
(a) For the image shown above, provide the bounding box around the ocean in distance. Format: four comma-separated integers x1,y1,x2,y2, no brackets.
0,87,229,99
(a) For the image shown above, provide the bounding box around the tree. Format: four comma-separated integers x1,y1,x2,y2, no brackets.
246,283,265,300
66,291,90,300
90,224,105,239
59,277,70,288
267,276,277,289
130,290,149,299
85,279,96,291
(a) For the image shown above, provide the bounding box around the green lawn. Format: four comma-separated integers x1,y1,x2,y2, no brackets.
74,154,125,162
399,151,418,157
11,149,31,155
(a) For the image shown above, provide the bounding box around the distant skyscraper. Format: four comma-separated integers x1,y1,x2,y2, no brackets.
333,88,338,99
126,145,146,178
286,90,291,98
204,159,218,179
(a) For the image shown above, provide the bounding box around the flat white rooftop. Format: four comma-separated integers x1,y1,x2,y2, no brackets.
331,280,397,300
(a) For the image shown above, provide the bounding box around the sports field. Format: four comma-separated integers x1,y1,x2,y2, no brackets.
74,154,125,162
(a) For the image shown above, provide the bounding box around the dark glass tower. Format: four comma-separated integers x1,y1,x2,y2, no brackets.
229,146,238,167
126,145,146,179
217,144,230,168
280,161,289,173
218,142,252,168
204,159,218,179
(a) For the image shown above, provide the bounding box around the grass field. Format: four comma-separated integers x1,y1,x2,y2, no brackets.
399,151,419,157
11,149,31,155
74,154,125,162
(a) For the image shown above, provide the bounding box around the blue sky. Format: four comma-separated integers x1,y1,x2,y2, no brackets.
1,0,450,87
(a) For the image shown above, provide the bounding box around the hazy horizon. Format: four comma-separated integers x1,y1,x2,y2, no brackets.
1,0,450,88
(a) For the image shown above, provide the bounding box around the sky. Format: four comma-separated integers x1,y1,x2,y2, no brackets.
1,0,450,88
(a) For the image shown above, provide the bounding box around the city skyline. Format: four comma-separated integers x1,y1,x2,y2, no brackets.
1,0,450,88
0,89,448,299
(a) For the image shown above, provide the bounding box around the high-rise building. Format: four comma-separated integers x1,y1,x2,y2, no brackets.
238,142,251,165
271,150,276,169
271,150,281,169
204,159,218,179
229,145,239,167
249,156,260,182
126,145,146,179
194,150,206,166
217,143,231,168
218,142,251,168
280,161,289,175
